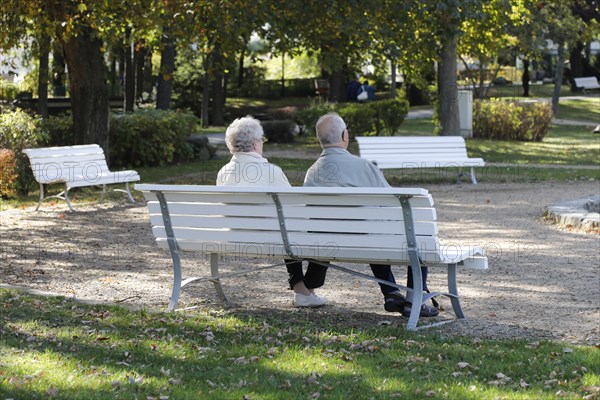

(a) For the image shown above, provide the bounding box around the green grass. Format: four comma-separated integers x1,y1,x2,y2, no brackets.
1,288,598,400
557,98,600,122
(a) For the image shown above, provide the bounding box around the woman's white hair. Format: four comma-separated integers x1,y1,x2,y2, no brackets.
315,112,345,145
225,116,264,153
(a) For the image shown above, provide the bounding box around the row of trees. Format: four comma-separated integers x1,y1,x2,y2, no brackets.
1,0,599,153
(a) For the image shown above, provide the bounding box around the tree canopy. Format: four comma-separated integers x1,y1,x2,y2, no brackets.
1,0,599,143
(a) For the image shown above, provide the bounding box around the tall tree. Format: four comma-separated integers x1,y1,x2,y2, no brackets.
535,0,593,116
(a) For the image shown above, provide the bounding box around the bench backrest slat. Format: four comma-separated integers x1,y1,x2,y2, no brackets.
356,137,469,158
139,185,443,264
146,202,437,222
148,214,438,236
574,77,600,88
355,136,485,171
23,144,112,184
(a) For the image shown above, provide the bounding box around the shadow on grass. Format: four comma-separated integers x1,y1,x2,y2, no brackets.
2,288,599,400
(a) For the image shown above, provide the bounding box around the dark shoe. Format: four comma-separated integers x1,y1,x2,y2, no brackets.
402,302,439,318
384,293,406,312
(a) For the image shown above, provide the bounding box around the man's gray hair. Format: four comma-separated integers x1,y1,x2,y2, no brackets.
225,116,264,153
315,112,345,145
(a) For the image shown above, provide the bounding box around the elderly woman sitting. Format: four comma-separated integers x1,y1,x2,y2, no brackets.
216,116,328,307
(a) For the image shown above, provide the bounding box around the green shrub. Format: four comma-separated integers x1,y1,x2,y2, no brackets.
294,98,409,139
108,109,200,168
0,79,20,102
0,149,18,198
294,100,336,135
370,98,409,136
473,99,553,141
43,113,74,146
337,103,375,139
0,109,47,194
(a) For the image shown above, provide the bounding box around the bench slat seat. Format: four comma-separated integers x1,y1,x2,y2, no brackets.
23,144,140,211
356,136,485,184
137,184,488,330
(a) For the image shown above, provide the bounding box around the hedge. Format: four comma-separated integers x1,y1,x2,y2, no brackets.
473,99,553,141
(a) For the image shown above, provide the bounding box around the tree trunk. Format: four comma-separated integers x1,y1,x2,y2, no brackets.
328,69,346,102
109,54,118,97
568,41,584,91
212,72,225,126
156,28,175,110
237,37,246,89
51,42,66,97
201,56,210,128
438,33,459,136
390,58,397,99
37,36,50,119
522,59,530,97
552,44,566,117
143,49,153,95
135,40,146,102
124,27,135,112
57,27,109,152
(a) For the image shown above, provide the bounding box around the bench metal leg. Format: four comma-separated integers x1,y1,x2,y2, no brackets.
167,247,183,312
36,183,74,211
456,171,464,184
110,182,136,203
36,183,44,211
125,182,135,202
210,253,227,301
447,263,465,319
98,184,108,203
63,186,74,211
470,167,478,185
405,263,423,331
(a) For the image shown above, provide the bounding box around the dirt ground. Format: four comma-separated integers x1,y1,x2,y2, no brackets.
1,180,599,345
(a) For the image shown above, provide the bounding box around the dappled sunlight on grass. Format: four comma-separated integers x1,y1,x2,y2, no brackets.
558,98,600,121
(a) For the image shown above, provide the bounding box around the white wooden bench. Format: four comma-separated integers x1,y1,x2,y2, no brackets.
574,76,600,93
136,184,488,330
23,144,140,211
356,136,485,184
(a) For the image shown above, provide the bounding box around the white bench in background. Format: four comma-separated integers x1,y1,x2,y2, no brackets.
136,184,488,330
356,136,485,184
574,76,600,93
23,144,140,211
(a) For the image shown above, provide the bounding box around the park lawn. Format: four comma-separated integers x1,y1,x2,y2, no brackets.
1,288,598,400
558,98,600,122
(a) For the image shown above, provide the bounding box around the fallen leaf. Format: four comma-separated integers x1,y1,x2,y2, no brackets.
457,362,470,369
307,372,319,384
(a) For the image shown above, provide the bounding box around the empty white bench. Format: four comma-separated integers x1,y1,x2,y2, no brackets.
356,136,485,184
574,76,600,93
136,184,488,330
23,144,140,211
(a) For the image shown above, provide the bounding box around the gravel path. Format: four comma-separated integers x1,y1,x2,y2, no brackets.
1,181,599,345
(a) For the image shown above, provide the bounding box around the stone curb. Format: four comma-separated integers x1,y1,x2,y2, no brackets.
545,195,600,231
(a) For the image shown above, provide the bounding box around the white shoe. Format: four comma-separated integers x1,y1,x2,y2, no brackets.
293,293,327,308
